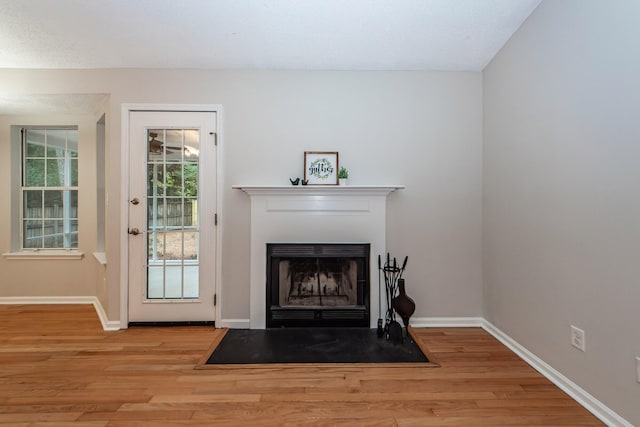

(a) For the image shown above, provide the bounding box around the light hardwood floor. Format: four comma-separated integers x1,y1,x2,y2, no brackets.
0,305,603,426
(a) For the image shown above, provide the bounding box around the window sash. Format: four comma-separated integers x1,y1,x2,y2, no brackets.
20,128,79,250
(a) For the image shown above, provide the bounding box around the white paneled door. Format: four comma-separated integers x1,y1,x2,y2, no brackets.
128,111,217,322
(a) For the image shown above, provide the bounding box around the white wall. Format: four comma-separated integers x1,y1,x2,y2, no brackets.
0,70,483,323
483,1,640,424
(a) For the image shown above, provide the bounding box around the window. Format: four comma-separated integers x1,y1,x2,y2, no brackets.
21,127,79,250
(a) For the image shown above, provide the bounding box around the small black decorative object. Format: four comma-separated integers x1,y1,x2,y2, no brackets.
301,179,309,185
393,278,415,329
289,177,300,186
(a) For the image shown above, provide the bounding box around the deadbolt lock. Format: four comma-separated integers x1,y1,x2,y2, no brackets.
128,228,141,236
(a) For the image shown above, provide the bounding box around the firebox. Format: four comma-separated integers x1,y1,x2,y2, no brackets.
266,243,370,328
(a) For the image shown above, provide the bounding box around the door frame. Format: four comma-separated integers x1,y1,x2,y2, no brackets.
120,104,223,328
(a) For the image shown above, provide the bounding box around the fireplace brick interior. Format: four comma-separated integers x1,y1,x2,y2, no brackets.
266,243,370,328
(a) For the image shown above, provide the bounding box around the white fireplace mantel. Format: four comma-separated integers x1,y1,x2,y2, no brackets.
232,185,404,196
234,184,404,329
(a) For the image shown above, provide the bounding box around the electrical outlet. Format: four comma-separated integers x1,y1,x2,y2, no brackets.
636,357,640,383
571,325,585,352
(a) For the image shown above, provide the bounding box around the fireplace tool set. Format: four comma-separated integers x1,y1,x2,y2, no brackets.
377,253,415,343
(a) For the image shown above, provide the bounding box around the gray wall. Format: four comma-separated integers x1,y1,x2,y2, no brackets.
0,70,483,323
0,113,101,297
483,0,640,423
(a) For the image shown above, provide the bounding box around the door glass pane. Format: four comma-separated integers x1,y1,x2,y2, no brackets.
161,230,184,260
183,266,199,298
164,266,183,299
184,167,198,197
146,129,200,300
184,130,200,161
147,267,164,298
148,165,165,196
184,198,197,226
183,230,198,260
165,164,183,196
165,130,183,162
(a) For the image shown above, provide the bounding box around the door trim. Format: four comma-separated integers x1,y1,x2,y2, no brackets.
120,104,223,328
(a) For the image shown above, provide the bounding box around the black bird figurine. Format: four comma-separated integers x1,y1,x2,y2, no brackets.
289,177,300,185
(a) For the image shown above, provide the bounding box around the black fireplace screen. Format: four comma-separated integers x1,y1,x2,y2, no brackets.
266,243,370,328
278,258,358,307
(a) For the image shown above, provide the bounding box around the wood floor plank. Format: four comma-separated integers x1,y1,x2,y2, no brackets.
0,305,604,426
0,411,83,422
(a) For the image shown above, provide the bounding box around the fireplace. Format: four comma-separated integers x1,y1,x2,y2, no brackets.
266,243,370,328
233,185,403,329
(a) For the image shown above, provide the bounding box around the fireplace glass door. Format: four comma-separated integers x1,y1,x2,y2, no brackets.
278,258,358,307
267,243,370,328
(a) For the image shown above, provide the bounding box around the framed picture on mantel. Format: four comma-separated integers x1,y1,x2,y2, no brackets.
304,151,339,185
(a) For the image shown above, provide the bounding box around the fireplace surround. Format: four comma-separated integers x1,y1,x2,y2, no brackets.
233,185,404,329
266,243,370,328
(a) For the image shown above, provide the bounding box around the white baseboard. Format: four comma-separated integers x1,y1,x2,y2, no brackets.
0,296,122,332
0,296,96,305
482,320,632,427
220,317,483,329
410,316,483,327
90,298,122,331
219,317,483,329
220,318,250,329
220,317,484,329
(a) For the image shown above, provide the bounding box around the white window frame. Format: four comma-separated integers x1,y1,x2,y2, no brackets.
3,126,84,260
94,114,107,265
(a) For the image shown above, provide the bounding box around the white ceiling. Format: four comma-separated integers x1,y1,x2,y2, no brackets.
0,0,541,71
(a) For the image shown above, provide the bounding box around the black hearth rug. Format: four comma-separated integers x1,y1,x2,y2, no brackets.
205,327,431,365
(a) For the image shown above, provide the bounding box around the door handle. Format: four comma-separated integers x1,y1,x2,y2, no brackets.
130,198,140,205
128,228,141,236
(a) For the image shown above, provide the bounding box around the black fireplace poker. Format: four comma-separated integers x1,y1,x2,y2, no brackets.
377,255,384,337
